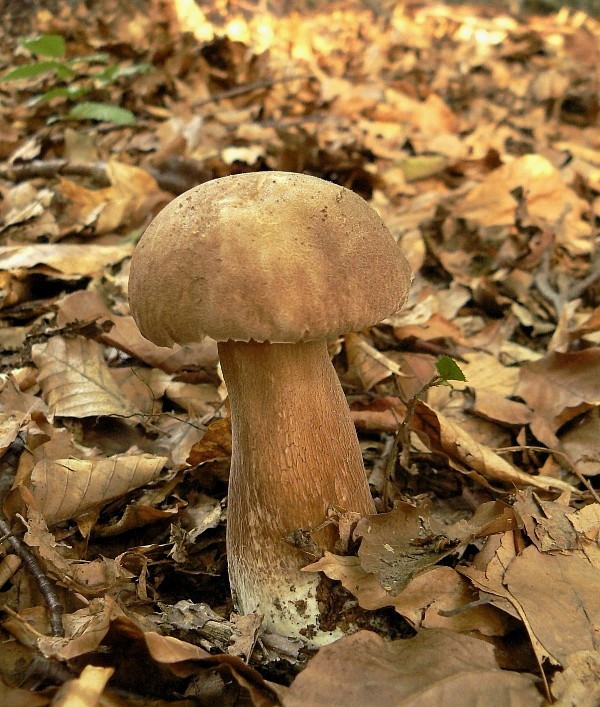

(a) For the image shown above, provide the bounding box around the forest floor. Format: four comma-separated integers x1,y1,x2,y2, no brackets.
0,0,599,704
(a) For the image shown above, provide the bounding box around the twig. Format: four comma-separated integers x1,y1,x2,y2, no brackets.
192,73,312,108
494,445,600,502
0,518,64,637
0,159,108,183
380,376,443,509
0,435,64,637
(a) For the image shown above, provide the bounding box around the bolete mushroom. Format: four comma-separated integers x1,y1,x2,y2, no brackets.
128,172,411,642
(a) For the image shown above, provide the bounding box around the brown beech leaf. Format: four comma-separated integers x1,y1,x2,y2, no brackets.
460,532,558,672
56,290,219,374
57,160,169,235
350,396,406,434
306,554,509,636
453,154,592,254
23,509,135,597
26,453,167,524
551,650,600,706
517,349,600,446
471,391,533,427
284,629,541,707
0,412,23,453
32,335,134,418
303,553,392,611
559,411,600,477
504,546,600,665
38,596,279,705
0,678,48,707
412,400,577,493
187,418,232,466
354,504,456,594
353,501,517,594
344,332,404,390
513,490,579,553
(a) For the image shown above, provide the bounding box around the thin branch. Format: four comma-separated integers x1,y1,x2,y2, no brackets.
0,435,64,637
0,159,108,183
494,445,600,502
192,73,312,108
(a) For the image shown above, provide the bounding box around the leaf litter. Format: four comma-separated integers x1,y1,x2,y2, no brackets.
0,0,599,703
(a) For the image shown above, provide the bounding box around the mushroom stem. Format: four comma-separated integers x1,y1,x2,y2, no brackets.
218,338,375,640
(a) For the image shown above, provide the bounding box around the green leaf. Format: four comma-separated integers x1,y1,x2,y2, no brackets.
66,101,136,125
20,34,66,58
435,356,466,383
30,84,90,105
54,64,77,80
95,62,153,86
2,61,62,81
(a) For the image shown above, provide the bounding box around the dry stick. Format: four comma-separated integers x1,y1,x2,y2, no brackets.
191,73,312,108
0,436,64,637
381,377,442,509
0,518,64,637
0,159,108,182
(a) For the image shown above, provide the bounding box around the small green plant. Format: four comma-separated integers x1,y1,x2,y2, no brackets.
382,355,466,508
2,34,152,125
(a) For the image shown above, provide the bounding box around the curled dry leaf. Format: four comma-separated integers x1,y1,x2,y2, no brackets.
284,629,542,707
23,509,135,597
559,411,600,477
305,554,509,636
344,332,405,390
26,453,168,524
0,412,23,453
57,160,169,235
38,596,280,705
32,335,135,419
412,400,577,493
52,665,114,707
513,490,579,553
56,290,219,374
0,243,133,277
187,418,232,467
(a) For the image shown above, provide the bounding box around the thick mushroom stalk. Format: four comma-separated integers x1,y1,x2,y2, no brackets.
219,339,375,640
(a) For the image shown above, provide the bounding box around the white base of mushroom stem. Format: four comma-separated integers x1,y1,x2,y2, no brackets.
219,339,376,644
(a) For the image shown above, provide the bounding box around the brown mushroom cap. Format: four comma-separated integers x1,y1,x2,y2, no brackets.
129,171,411,346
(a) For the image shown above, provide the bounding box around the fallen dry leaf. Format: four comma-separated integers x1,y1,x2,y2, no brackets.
517,348,600,446
453,154,592,255
52,665,114,707
0,243,133,277
57,160,168,236
25,453,167,524
412,400,576,492
284,629,541,706
551,650,600,707
504,545,600,664
32,335,135,419
56,290,219,374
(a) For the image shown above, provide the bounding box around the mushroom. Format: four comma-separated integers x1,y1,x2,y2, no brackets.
128,172,411,643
